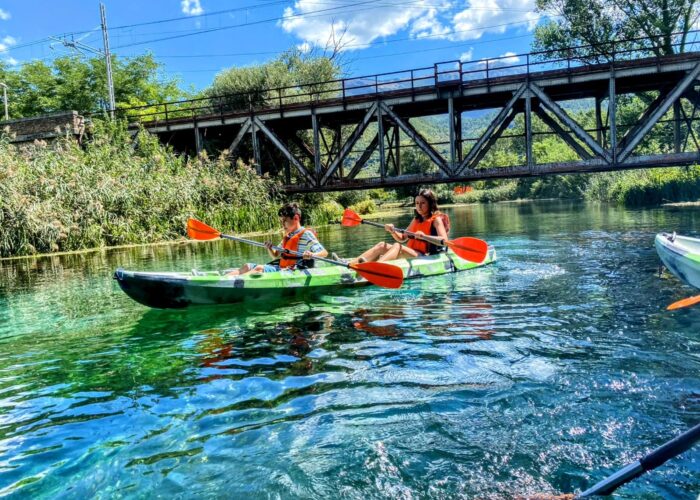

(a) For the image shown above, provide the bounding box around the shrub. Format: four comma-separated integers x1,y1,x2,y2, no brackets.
349,199,376,215
336,190,370,208
306,200,344,226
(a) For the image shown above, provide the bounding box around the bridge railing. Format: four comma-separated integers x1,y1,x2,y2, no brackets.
116,30,700,126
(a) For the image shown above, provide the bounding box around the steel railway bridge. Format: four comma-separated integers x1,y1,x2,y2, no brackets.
120,37,700,193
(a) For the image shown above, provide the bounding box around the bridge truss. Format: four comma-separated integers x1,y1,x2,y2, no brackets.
122,40,700,193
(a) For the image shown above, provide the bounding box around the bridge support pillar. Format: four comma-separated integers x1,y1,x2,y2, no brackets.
595,97,603,146
525,88,533,170
674,101,681,153
393,125,401,175
312,110,322,182
194,125,203,155
251,120,261,174
377,102,386,179
609,74,617,165
448,96,457,171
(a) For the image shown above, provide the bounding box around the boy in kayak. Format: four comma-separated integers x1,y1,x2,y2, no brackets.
226,203,328,276
351,189,449,263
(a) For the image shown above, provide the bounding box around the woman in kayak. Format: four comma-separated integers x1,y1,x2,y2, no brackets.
352,189,449,263
226,203,328,276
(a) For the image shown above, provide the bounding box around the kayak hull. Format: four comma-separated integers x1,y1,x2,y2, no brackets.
114,248,496,309
655,232,700,290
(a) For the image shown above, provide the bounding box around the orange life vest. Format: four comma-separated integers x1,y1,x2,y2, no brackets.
279,228,309,268
406,212,450,255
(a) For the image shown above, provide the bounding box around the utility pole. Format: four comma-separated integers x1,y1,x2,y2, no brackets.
0,82,8,121
52,3,116,117
100,3,116,116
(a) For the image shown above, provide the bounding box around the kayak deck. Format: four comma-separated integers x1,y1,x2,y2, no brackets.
655,232,700,290
114,247,496,309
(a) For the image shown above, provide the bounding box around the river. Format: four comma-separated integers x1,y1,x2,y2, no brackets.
0,201,698,498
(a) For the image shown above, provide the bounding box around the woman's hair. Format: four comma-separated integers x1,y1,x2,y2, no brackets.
414,189,439,221
278,203,302,219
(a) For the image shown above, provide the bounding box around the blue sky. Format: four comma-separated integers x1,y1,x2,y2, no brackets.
0,0,550,91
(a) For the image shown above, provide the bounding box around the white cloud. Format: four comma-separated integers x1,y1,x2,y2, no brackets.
494,51,520,64
0,35,16,52
460,48,474,61
475,51,521,71
181,0,203,16
451,0,539,41
5,56,17,66
280,0,440,51
0,8,10,21
280,0,540,52
410,6,452,39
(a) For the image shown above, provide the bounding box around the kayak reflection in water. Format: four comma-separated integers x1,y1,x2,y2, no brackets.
351,295,495,339
226,203,328,276
351,189,450,264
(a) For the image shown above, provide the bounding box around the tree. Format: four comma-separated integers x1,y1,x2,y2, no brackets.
0,53,186,118
203,48,342,112
533,0,699,61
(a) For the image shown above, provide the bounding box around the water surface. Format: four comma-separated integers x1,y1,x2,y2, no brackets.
0,201,699,498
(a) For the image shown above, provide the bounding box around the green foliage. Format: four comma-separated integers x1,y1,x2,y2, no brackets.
348,199,376,215
533,0,698,61
203,49,341,112
453,182,520,203
306,200,344,226
584,167,700,205
394,149,436,199
0,54,186,118
0,120,281,257
336,190,371,208
368,189,394,203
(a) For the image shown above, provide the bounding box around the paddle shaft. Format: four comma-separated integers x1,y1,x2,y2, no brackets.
577,422,700,497
219,234,351,269
357,219,447,247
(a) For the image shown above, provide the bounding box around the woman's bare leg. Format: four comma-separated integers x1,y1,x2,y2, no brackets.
354,241,393,263
378,244,420,262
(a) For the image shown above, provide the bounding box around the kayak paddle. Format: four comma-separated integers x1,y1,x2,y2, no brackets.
667,294,700,310
577,422,700,497
341,208,489,263
187,218,404,289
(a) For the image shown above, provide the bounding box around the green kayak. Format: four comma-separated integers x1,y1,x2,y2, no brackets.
114,247,496,309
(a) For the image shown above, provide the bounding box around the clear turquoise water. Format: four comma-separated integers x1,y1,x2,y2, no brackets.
0,201,698,498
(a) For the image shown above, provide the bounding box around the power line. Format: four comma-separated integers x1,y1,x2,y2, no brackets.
153,30,540,75
133,16,546,60
0,0,545,58
111,0,541,50
0,0,378,55
111,0,387,49
62,0,538,38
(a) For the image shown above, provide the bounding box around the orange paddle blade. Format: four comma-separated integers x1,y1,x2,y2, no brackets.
667,294,700,311
446,237,489,263
187,218,221,240
341,208,363,227
349,261,404,289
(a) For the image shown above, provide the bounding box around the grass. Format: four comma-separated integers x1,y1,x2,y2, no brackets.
0,120,282,258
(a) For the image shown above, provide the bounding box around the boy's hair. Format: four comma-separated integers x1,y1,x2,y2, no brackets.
278,203,302,219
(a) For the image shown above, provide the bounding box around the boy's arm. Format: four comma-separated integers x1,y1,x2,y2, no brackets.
264,241,281,257
302,235,328,259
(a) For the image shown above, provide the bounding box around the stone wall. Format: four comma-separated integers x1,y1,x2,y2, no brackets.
0,111,85,143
